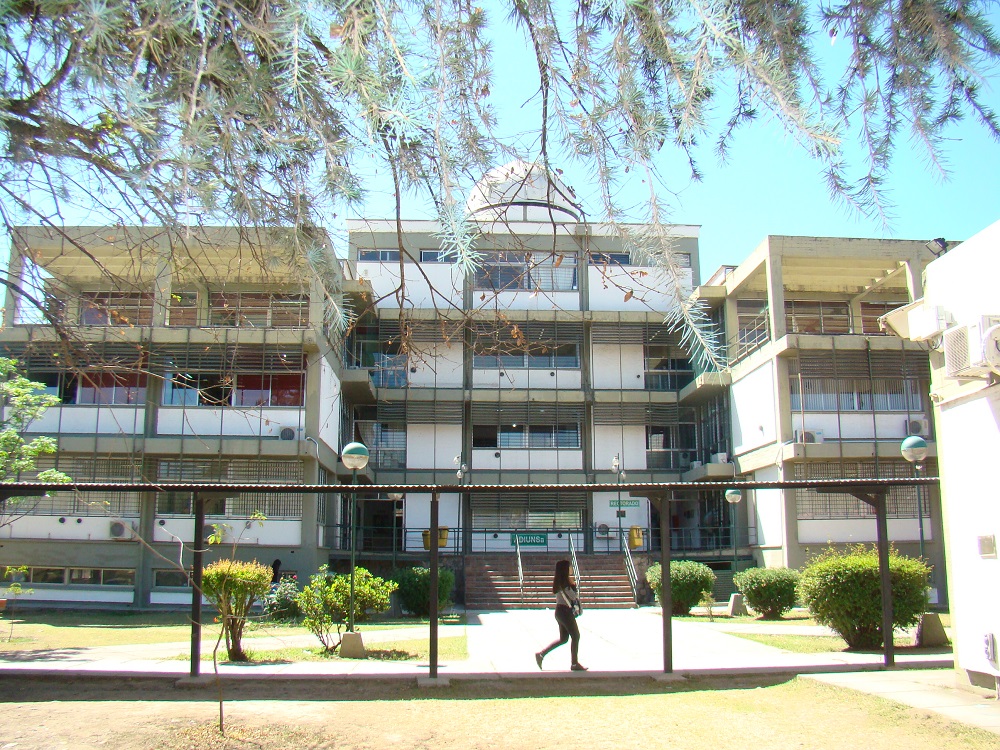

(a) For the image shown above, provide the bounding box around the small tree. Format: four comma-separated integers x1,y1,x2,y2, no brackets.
391,566,455,617
798,545,930,649
0,358,71,528
201,559,272,662
734,568,801,620
297,566,396,653
2,565,32,641
646,561,717,615
263,575,301,621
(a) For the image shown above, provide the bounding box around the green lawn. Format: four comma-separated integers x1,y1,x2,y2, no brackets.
198,634,469,664
733,632,942,653
0,610,462,652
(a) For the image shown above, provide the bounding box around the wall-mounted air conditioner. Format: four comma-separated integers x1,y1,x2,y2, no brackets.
709,452,729,464
942,316,1000,379
596,523,611,538
109,521,135,540
279,426,298,441
795,429,824,444
678,452,691,469
904,417,930,437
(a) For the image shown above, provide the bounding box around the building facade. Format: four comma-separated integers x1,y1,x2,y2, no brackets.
0,164,947,608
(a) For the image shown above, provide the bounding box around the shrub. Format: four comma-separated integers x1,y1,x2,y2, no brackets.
391,566,455,617
201,559,272,662
734,567,800,619
798,545,930,649
297,565,397,652
263,575,301,621
645,560,717,615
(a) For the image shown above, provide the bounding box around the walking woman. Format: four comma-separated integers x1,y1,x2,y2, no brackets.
535,559,587,671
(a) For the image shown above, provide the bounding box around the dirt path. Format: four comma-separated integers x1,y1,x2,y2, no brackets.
0,675,996,750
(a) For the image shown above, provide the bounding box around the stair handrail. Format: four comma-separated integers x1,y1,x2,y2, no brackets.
568,531,581,599
623,536,639,604
515,532,524,604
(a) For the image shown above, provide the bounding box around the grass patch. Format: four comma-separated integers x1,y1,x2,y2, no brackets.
193,635,468,664
733,632,929,653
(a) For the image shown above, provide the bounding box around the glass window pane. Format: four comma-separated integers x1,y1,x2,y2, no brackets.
528,425,554,447
270,374,304,406
30,567,65,584
154,569,190,587
499,424,526,448
472,425,498,448
101,569,135,586
68,568,101,585
555,424,580,448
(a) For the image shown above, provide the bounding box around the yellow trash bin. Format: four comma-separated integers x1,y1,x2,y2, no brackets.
422,527,450,550
628,526,644,550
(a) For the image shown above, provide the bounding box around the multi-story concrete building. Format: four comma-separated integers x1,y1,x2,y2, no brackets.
0,226,349,607
0,163,947,608
690,236,946,602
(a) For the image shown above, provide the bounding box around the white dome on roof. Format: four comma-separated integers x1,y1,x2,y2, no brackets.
466,160,583,222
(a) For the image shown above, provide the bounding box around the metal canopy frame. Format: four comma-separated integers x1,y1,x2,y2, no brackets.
1,477,936,678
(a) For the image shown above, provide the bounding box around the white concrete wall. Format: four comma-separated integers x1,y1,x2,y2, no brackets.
358,261,464,308
26,406,145,435
406,424,462,469
591,344,644,389
791,412,927,441
732,362,778,454
798,518,931,544
471,448,584,471
317,355,341,449
481,290,580,311
472,368,582,389
0,585,133,605
587,266,693,311
409,343,464,388
402,492,462,553
0,514,140,541
157,407,304,437
591,425,647,470
897,220,1000,681
751,465,784,557
153,518,302,546
592,491,650,551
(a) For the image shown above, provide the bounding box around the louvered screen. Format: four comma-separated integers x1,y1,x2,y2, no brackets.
470,492,586,529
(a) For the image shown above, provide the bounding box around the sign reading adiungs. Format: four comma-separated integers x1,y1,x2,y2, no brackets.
510,533,547,546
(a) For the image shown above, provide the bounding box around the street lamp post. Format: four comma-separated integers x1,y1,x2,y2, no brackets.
612,454,626,551
725,488,743,576
901,435,929,560
341,442,370,639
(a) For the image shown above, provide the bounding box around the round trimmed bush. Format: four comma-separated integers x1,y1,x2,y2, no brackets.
797,545,930,649
391,566,455,617
733,567,800,619
645,560,716,615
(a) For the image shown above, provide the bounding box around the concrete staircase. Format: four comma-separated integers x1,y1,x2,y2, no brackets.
464,553,637,610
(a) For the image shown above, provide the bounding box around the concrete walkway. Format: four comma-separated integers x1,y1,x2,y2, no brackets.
1,607,998,736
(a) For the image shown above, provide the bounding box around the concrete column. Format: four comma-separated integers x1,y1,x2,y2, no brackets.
3,251,24,326
723,295,739,361
765,245,786,341
150,237,173,327
905,254,924,302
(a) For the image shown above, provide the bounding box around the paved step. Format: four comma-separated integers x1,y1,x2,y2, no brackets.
464,553,637,610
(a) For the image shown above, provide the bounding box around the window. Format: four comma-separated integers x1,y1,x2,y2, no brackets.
474,251,578,292
789,377,924,413
233,373,304,407
168,292,199,326
154,569,191,587
589,252,630,266
420,250,444,263
77,372,147,405
473,423,580,449
207,292,308,328
785,300,851,334
472,342,579,369
80,291,153,326
860,301,902,335
28,371,78,404
359,249,400,262
68,568,101,585
644,346,694,390
164,372,303,407
30,568,66,584
100,569,135,586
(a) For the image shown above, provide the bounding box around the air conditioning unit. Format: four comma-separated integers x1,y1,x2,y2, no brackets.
678,452,691,469
709,452,728,464
689,460,703,469
795,429,824,444
943,317,1000,379
904,417,930,437
109,521,135,540
596,523,611,538
278,426,298,441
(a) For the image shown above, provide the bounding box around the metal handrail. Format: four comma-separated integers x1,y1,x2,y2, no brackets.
623,537,639,604
515,533,524,604
568,532,581,599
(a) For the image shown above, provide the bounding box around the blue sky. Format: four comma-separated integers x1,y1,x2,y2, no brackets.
351,7,1000,282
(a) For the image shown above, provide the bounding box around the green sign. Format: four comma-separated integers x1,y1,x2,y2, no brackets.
511,533,547,546
610,498,640,508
